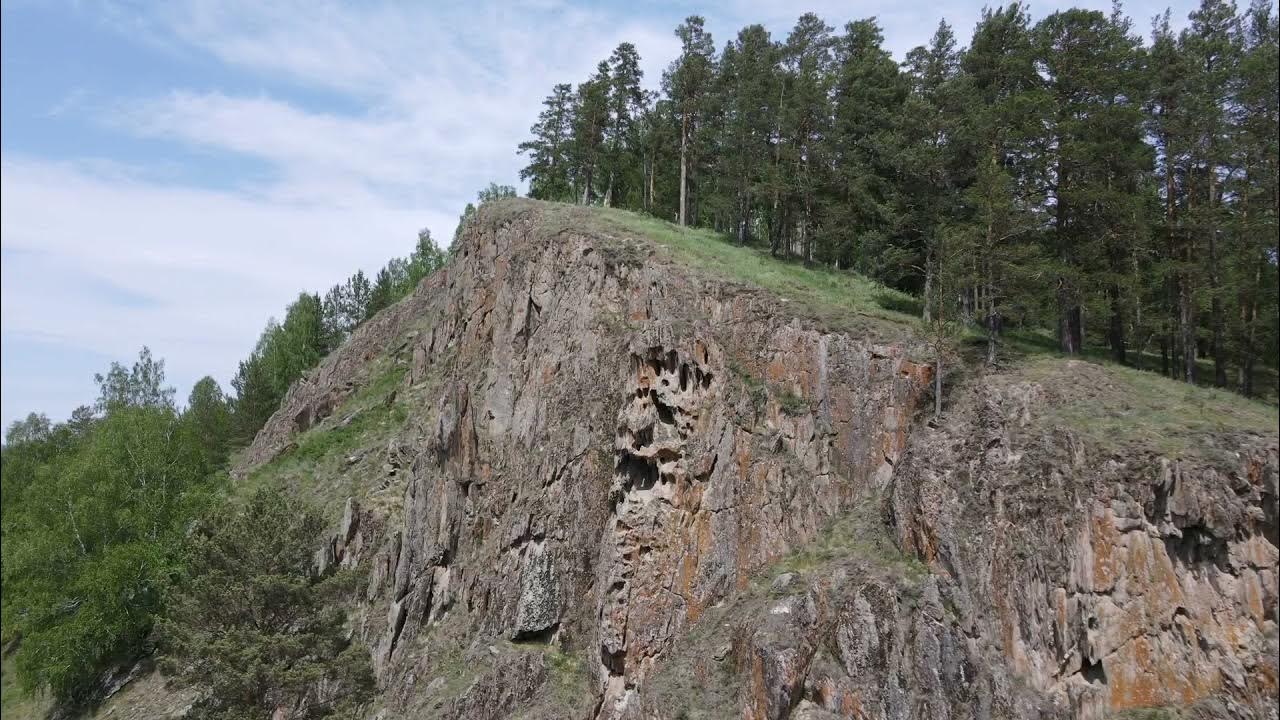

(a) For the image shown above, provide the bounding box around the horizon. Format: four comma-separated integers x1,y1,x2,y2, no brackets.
0,0,1209,429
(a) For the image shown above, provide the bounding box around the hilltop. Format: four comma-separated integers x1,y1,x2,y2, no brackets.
101,199,1279,719
3,199,1276,720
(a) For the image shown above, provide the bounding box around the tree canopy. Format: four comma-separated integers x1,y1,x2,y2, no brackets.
518,0,1279,393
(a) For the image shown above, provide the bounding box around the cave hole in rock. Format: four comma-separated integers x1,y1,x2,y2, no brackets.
513,622,560,644
1164,524,1230,572
617,453,658,492
651,391,677,426
601,645,627,676
1079,656,1107,685
632,426,654,450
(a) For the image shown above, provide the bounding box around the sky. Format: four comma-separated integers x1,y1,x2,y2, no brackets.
1,0,1207,430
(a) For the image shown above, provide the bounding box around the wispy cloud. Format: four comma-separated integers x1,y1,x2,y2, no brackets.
0,156,450,423
1,0,1205,428
3,0,680,425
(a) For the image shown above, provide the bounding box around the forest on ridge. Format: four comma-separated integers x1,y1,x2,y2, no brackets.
518,1,1280,393
1,0,1277,717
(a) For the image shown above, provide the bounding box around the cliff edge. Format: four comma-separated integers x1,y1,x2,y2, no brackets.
215,199,1278,720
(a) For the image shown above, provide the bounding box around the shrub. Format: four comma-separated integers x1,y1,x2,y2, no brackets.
159,488,374,719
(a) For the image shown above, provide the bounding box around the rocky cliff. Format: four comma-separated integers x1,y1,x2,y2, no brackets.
228,199,1277,720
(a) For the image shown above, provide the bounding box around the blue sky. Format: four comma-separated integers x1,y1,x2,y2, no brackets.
1,0,1206,429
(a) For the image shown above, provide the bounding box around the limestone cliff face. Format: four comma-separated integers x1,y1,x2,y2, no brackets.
238,200,1278,720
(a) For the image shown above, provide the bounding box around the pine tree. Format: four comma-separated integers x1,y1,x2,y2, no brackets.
829,18,909,277
572,62,611,204
901,20,966,320
1148,12,1197,380
952,3,1049,363
1186,0,1243,386
712,25,780,244
159,488,374,719
1036,7,1151,361
667,16,716,226
603,43,646,208
1229,0,1280,395
777,13,834,262
519,84,576,201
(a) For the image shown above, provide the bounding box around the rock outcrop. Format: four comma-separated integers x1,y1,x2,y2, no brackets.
888,367,1279,720
231,199,1278,720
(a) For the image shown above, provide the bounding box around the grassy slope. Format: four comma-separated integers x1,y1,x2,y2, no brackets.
1,656,51,720
1004,327,1279,405
594,208,922,334
236,356,414,522
596,206,1276,433
1020,355,1278,459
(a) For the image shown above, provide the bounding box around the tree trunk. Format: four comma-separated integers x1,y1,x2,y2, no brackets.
1057,281,1076,355
678,116,689,226
647,152,656,210
922,247,934,323
1210,242,1227,387
1208,156,1227,388
1056,155,1077,355
736,189,749,245
1108,285,1126,365
802,195,812,267
934,350,943,419
1180,271,1196,383
1071,305,1083,354
986,307,999,365
1179,172,1196,384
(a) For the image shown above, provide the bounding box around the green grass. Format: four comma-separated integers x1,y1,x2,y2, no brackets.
1001,327,1279,405
728,361,812,420
1,655,50,720
543,647,588,705
767,491,927,583
238,359,411,521
503,642,589,707
776,389,809,417
427,643,476,701
1020,354,1279,458
594,208,921,333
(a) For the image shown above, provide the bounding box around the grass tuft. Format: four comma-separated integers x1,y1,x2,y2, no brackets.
769,491,927,582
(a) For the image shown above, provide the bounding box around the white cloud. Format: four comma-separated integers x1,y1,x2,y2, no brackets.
101,1,683,210
3,0,683,426
2,0,1209,429
0,157,451,423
